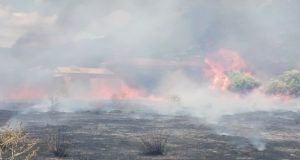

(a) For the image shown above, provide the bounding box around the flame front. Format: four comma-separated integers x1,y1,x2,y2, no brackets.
90,79,141,100
89,79,163,101
4,86,46,100
204,49,248,90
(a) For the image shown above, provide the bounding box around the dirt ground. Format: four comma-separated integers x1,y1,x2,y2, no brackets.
1,102,300,160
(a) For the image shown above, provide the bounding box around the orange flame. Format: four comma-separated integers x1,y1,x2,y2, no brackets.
2,79,163,102
90,79,140,99
90,79,163,101
270,93,292,101
4,86,46,100
204,49,248,90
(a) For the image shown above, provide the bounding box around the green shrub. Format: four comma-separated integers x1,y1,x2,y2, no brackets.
227,71,260,93
267,70,300,97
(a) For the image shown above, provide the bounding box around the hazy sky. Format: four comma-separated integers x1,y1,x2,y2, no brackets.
1,1,300,121
0,0,299,73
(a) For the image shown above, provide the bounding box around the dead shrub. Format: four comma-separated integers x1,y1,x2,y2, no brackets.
0,124,39,160
140,132,169,155
78,153,90,160
46,127,71,157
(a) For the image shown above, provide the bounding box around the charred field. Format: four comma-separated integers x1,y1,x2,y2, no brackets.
1,101,300,160
1,1,300,160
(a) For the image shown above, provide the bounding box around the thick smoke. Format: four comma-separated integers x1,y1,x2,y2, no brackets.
0,0,299,115
1,0,300,151
0,0,299,67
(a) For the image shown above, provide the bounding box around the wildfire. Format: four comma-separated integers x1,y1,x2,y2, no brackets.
204,49,248,90
272,94,292,101
52,66,163,101
4,86,46,100
90,79,163,101
2,80,162,102
90,79,140,99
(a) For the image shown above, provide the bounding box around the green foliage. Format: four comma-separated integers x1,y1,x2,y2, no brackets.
267,70,300,97
227,71,260,93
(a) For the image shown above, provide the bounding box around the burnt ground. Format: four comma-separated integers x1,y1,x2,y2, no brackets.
1,103,300,160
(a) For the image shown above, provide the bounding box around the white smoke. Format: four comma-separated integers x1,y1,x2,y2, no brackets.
1,0,300,152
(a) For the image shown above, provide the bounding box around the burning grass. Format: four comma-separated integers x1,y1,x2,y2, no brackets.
204,49,251,91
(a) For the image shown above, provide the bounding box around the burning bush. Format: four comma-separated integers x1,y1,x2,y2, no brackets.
204,49,252,90
267,70,300,97
227,71,260,93
0,124,39,160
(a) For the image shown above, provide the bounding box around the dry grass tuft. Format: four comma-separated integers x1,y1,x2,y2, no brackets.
0,124,39,160
140,132,169,155
46,127,71,157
